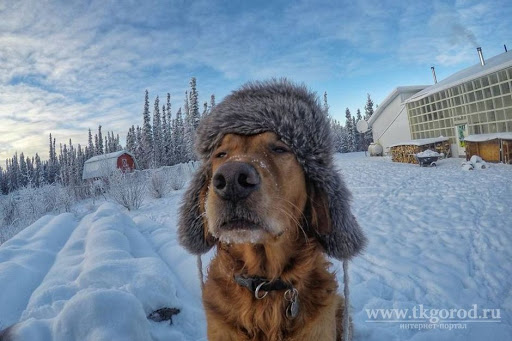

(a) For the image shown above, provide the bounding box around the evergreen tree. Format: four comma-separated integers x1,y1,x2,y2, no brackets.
210,94,216,112
355,109,363,151
183,91,194,161
98,125,104,155
364,94,374,148
142,89,153,169
135,126,144,168
345,108,355,152
173,108,185,164
189,77,200,129
323,92,329,116
19,152,29,187
34,153,43,187
152,96,163,167
87,128,94,159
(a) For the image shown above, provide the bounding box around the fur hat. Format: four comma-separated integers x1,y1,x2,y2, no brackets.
178,79,366,260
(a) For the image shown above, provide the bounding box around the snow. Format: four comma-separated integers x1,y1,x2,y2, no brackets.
1,153,512,340
464,132,512,142
389,136,449,148
416,149,441,157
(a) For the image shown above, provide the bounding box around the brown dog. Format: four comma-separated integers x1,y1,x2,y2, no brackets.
200,132,344,340
178,80,366,341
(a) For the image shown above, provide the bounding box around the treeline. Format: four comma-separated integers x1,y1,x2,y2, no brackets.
326,93,374,153
125,77,214,169
0,127,122,195
0,77,211,195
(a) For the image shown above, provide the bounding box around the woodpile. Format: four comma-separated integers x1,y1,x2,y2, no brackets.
391,141,451,164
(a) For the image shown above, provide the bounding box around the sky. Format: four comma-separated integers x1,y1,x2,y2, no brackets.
1,0,511,162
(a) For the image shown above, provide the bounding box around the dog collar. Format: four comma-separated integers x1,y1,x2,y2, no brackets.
234,275,293,299
234,275,300,319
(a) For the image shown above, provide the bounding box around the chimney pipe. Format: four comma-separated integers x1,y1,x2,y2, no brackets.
477,47,485,66
431,66,438,84
505,44,508,52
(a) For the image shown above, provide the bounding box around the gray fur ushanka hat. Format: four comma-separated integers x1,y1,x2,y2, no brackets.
178,79,367,260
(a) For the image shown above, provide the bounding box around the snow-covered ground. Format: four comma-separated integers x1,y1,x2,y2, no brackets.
1,153,511,340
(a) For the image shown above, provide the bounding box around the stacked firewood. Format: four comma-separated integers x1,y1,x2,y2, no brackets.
391,141,451,164
391,145,421,164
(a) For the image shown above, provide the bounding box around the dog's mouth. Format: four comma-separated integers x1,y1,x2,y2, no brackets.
220,218,261,231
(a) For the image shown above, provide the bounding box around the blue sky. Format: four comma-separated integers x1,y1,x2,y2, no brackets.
1,0,511,161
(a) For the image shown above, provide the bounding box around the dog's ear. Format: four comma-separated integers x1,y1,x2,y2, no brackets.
178,162,216,254
307,174,367,260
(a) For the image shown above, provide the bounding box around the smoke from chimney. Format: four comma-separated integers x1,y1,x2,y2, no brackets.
477,47,485,66
431,66,438,84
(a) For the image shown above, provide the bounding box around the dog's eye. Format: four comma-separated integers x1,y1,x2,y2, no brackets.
271,145,289,154
215,152,227,158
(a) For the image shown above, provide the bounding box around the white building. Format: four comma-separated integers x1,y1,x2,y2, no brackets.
368,86,428,154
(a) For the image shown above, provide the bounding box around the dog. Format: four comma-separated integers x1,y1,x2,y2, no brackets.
179,80,366,341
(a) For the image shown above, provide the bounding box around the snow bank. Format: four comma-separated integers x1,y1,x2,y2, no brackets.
2,204,186,341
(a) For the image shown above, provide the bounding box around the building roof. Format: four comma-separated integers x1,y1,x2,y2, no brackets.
389,136,449,148
465,132,512,142
82,150,136,180
406,51,512,104
368,85,429,126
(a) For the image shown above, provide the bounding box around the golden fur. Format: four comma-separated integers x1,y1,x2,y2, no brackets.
200,132,346,341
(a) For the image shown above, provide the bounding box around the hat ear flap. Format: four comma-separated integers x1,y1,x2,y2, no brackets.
178,163,216,255
308,174,367,260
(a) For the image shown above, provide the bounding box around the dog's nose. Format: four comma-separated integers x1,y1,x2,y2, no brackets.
213,162,260,201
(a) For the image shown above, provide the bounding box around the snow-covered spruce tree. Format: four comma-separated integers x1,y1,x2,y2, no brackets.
125,126,136,154
162,105,169,165
19,153,28,188
34,153,43,187
87,128,94,159
323,92,329,117
141,90,153,169
345,108,355,152
173,108,185,164
189,77,200,129
209,94,216,112
135,126,144,167
364,94,374,148
97,125,104,155
152,96,163,168
355,109,363,151
183,91,195,162
202,102,208,117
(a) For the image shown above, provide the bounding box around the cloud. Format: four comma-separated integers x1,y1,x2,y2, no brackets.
0,0,511,162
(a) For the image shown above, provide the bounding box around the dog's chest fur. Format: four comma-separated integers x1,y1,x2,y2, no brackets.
202,242,342,341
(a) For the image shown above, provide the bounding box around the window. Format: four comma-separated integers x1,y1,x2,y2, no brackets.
482,76,489,87
489,73,498,84
491,85,501,96
121,158,128,169
485,99,494,110
483,87,492,98
500,82,510,94
467,92,476,102
494,97,504,109
475,90,483,101
488,123,497,133
496,110,505,121
474,79,482,89
497,122,507,132
498,70,508,82
488,111,496,122
504,95,512,107
465,82,474,92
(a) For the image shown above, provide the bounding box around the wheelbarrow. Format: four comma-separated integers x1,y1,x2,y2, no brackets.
415,155,440,167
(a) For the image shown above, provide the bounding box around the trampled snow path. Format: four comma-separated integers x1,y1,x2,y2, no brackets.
0,153,511,340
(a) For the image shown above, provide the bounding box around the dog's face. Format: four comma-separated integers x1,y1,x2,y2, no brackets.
203,132,309,245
